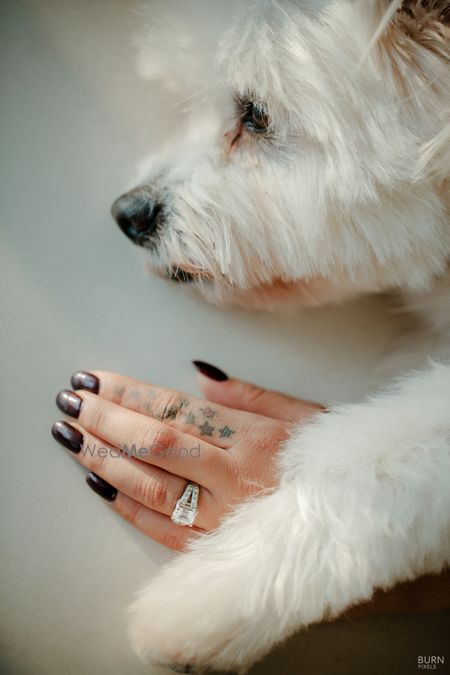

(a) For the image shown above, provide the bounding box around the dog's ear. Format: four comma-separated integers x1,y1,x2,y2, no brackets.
391,1,449,52
374,0,449,22
401,0,450,24
370,0,449,58
399,1,449,182
372,1,450,181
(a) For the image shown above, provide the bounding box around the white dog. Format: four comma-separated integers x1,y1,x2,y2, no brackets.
111,0,450,671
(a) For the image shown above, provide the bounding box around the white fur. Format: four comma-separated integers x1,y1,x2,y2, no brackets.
122,0,450,671
129,365,450,671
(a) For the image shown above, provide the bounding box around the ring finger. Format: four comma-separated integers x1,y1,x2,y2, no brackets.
109,491,203,551
51,420,220,530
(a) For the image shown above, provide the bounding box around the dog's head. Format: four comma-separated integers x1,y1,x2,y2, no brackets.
112,0,449,309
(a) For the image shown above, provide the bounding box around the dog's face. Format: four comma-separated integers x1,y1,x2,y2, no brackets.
112,0,449,309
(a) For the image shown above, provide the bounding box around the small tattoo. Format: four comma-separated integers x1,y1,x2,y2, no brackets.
158,398,186,421
129,388,141,401
198,420,215,436
179,398,190,408
184,412,196,425
163,406,180,420
200,406,217,419
219,425,235,439
114,385,126,400
142,400,153,414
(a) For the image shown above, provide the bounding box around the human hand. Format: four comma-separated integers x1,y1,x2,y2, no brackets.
52,362,324,550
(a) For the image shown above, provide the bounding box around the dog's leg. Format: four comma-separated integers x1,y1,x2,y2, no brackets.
128,362,450,673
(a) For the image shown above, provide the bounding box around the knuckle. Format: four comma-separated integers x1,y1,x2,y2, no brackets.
154,392,186,423
163,525,186,552
263,420,291,448
198,450,216,472
241,419,287,452
120,499,141,527
142,423,179,456
245,384,268,407
202,451,232,485
139,475,168,509
212,455,237,490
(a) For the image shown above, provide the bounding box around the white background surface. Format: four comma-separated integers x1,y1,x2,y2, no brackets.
2,2,447,674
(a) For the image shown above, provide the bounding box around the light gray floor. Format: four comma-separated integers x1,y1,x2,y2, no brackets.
1,2,448,674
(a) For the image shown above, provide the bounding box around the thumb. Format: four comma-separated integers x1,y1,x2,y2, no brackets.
192,361,324,423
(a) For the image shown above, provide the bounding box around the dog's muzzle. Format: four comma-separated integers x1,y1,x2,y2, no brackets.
111,188,207,285
111,189,163,247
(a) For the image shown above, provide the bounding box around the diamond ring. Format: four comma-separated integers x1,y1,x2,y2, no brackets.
171,482,199,527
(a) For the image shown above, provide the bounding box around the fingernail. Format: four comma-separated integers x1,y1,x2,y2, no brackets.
51,421,83,454
56,390,83,418
85,472,117,502
192,361,228,381
71,371,99,394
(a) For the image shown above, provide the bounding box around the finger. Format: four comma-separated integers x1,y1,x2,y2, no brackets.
86,477,203,551
55,389,233,491
71,370,255,449
51,421,219,529
192,361,324,423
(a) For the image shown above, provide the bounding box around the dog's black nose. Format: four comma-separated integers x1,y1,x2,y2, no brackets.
111,191,162,246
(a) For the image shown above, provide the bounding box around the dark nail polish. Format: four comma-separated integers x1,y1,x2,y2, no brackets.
85,472,117,502
56,390,83,418
71,371,99,394
51,421,83,454
192,361,228,381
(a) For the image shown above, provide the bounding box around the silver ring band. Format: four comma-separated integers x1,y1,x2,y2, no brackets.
171,482,199,527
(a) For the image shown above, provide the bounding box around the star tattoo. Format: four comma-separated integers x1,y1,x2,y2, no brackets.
200,406,217,419
219,425,235,439
199,420,215,436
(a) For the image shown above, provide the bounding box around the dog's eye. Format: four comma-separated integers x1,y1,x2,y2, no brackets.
241,101,270,134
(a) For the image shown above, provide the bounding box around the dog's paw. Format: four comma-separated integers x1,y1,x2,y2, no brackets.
128,546,271,673
127,494,299,673
127,481,346,672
